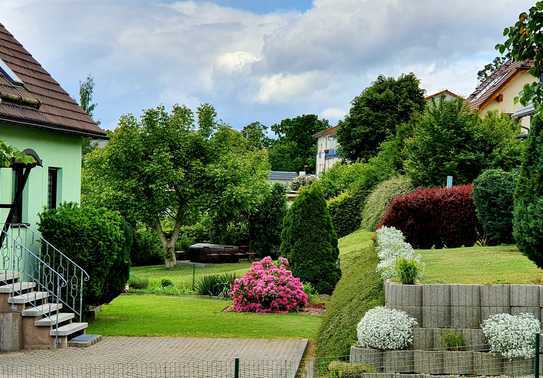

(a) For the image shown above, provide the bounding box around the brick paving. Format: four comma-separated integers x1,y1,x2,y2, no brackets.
0,337,308,378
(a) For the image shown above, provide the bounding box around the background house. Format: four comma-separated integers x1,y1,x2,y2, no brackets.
0,23,106,228
314,126,340,176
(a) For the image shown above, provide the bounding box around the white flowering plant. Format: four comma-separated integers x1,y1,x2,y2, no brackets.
481,313,541,360
357,306,418,350
375,226,423,281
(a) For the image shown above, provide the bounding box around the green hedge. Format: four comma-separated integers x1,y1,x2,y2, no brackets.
361,176,414,231
473,169,517,245
328,184,369,238
39,203,130,307
316,230,383,368
131,227,163,266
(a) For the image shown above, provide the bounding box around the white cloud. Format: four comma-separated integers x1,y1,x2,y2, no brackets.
320,107,346,122
214,51,259,73
256,71,325,103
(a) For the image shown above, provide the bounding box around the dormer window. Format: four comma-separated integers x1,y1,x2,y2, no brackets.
0,57,23,85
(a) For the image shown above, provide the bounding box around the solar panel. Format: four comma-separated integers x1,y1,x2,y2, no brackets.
0,57,23,85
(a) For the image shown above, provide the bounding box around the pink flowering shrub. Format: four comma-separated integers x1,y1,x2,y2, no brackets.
230,256,308,313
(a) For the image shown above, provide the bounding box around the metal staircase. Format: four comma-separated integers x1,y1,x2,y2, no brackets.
0,224,89,348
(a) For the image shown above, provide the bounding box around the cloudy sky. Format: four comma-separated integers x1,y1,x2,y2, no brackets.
0,0,533,130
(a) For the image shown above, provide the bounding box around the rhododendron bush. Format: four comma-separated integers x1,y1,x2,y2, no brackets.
230,256,308,313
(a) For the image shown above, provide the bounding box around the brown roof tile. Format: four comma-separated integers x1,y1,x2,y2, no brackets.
0,22,106,138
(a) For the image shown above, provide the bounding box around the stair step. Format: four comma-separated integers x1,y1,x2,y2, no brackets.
35,312,74,327
22,303,62,317
8,291,48,304
0,271,20,282
50,322,88,337
0,281,36,293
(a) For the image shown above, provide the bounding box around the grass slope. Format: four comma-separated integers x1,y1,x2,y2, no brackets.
315,230,383,362
88,294,321,339
420,244,543,284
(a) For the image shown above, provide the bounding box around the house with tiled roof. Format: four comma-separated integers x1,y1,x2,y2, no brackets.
468,60,536,131
314,126,340,176
425,89,462,102
0,22,106,228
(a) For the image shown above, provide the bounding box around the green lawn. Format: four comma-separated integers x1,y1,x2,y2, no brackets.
420,244,543,284
131,262,251,293
88,294,321,339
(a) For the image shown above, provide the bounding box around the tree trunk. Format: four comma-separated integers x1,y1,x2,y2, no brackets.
164,240,176,268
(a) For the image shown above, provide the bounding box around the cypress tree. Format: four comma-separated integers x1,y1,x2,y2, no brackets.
280,184,341,294
513,112,543,268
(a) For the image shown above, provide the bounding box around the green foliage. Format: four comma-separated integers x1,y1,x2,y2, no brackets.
128,276,149,290
477,57,506,83
316,230,384,369
497,2,543,107
280,184,341,294
303,282,318,303
514,113,543,269
38,203,130,307
395,258,420,285
195,273,237,297
269,114,328,173
318,163,368,199
441,330,465,351
327,361,375,377
241,122,270,150
289,174,318,191
160,278,174,288
361,176,414,231
328,187,367,238
473,169,517,245
337,73,425,161
0,139,34,167
131,227,163,266
249,184,287,258
404,99,522,187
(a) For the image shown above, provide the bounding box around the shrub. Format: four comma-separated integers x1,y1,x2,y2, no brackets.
289,174,318,191
361,176,414,231
249,184,287,258
473,169,517,245
379,184,478,248
230,256,307,313
195,273,236,297
160,278,174,288
131,227,163,266
39,203,130,307
356,306,418,350
303,282,318,303
442,330,465,351
128,276,149,290
395,258,421,285
280,184,341,294
514,113,543,268
481,313,540,359
375,227,422,280
327,361,375,377
328,186,367,238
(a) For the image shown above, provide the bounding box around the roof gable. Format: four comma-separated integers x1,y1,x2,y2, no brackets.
0,22,105,138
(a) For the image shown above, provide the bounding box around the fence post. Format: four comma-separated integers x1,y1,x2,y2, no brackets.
192,264,196,291
234,358,240,378
535,333,540,378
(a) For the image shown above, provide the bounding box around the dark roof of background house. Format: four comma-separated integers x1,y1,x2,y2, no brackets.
313,126,338,138
269,171,298,182
0,22,106,138
468,60,532,110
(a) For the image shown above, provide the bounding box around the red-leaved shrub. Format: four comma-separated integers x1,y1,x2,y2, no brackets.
378,184,477,248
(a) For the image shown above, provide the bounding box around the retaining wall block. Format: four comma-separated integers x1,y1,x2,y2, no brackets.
360,374,396,378
350,346,384,371
385,282,422,307
390,305,422,325
503,357,533,376
395,374,426,378
422,285,450,306
450,284,480,306
480,285,509,307
412,328,434,350
0,312,22,352
472,352,502,376
383,350,414,373
413,350,443,375
511,306,540,320
481,306,510,322
450,306,481,329
442,350,474,375
510,284,540,307
422,306,450,328
462,329,486,352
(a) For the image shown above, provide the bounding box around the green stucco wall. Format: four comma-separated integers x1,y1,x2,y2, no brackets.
0,123,83,228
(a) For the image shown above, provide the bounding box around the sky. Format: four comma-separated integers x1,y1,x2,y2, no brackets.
0,0,534,131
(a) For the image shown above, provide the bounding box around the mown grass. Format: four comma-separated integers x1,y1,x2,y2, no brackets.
315,229,383,365
88,294,321,339
419,244,543,284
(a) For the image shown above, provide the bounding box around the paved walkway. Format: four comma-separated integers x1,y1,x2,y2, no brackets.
0,337,308,378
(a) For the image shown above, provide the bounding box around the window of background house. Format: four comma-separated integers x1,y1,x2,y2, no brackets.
48,167,59,209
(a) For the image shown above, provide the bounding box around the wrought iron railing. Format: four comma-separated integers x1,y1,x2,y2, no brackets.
0,228,66,345
1,224,89,322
